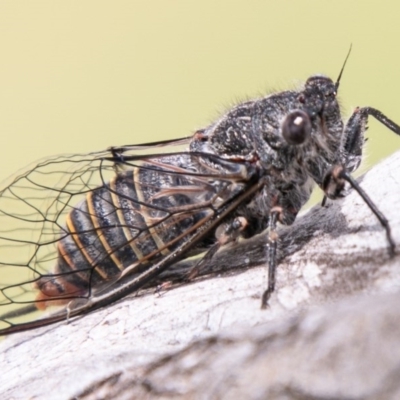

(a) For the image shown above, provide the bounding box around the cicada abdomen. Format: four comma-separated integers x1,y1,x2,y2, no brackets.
0,148,249,333
35,163,205,309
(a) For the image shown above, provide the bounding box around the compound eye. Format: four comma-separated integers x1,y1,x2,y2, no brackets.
282,110,312,145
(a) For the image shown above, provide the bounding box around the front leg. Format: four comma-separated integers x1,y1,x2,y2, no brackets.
322,164,396,257
341,107,400,172
320,106,400,256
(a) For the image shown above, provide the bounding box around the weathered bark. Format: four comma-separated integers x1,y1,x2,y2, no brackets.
1,151,400,400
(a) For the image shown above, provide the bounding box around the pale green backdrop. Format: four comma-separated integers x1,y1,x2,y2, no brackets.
0,1,399,206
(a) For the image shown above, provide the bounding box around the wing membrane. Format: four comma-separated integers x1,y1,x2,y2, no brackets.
0,140,254,334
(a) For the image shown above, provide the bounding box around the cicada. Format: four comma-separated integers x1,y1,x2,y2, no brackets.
1,57,399,335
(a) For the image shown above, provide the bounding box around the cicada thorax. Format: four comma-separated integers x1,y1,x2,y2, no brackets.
190,77,351,230
34,157,214,310
190,97,317,229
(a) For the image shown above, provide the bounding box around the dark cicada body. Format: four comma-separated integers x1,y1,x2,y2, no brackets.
1,64,399,335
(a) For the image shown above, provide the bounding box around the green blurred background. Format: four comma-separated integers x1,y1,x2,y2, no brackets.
0,1,399,206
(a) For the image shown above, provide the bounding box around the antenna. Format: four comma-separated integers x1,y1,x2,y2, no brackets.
335,44,352,91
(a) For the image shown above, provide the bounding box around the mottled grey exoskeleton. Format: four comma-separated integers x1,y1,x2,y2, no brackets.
189,67,399,306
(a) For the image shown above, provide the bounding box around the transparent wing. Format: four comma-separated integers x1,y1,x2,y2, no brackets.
0,138,254,334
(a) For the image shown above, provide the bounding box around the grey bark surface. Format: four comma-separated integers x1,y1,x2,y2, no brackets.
1,151,400,400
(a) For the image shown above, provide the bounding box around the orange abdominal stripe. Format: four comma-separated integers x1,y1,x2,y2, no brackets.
34,277,87,311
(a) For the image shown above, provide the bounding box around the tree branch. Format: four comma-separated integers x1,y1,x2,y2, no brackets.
1,151,400,399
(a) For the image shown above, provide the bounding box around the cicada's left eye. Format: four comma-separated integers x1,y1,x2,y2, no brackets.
282,110,311,145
